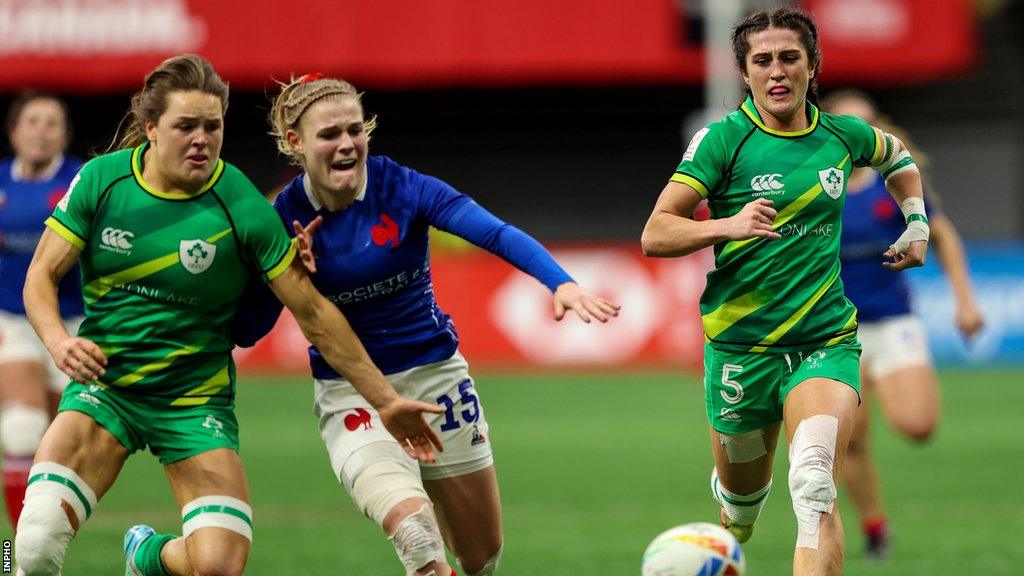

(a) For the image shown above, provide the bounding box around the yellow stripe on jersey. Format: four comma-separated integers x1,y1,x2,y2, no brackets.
824,310,859,347
702,289,771,339
670,173,710,198
749,263,841,352
110,337,212,387
264,242,297,282
171,366,230,406
131,145,225,201
868,128,886,166
719,155,851,261
85,228,233,300
44,217,86,250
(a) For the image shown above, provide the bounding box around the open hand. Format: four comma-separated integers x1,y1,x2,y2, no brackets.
292,216,324,274
49,336,107,384
552,282,620,323
377,397,445,463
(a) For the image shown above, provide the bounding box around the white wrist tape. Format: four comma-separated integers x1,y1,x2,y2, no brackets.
891,197,929,254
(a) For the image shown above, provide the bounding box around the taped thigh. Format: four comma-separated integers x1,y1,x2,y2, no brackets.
348,442,428,526
0,405,50,457
182,495,253,541
718,428,767,464
788,415,839,549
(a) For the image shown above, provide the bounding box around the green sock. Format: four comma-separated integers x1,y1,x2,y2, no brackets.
135,533,175,576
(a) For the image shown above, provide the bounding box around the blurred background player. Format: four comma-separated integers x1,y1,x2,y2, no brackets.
233,74,619,576
0,92,84,530
641,8,929,575
822,88,984,559
14,55,441,576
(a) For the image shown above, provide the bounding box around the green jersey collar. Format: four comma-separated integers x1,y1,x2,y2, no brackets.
132,142,225,200
740,94,819,138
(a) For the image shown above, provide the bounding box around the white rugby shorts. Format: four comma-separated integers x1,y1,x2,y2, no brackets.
0,310,83,391
316,351,493,486
858,314,932,379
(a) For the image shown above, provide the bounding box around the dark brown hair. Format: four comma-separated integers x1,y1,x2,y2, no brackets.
6,91,72,141
732,7,822,103
110,54,229,151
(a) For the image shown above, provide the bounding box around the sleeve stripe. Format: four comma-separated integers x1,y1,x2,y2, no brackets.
670,173,710,198
869,129,886,165
44,217,86,250
263,242,297,282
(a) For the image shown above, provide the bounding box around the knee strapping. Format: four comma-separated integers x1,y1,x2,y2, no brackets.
15,493,75,575
710,468,772,526
21,462,97,527
462,546,503,576
1,405,49,457
788,415,839,550
348,444,427,527
389,503,446,576
182,495,253,541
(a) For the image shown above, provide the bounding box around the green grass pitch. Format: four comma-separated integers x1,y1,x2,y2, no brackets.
2,369,1020,574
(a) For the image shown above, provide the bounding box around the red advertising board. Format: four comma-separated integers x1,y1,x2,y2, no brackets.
0,0,975,91
233,245,714,374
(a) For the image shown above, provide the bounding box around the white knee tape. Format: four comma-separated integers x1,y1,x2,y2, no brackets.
719,429,767,464
1,405,49,457
182,495,254,541
711,468,772,526
788,415,839,550
23,462,97,526
348,444,427,527
15,493,74,575
463,546,503,576
389,503,446,576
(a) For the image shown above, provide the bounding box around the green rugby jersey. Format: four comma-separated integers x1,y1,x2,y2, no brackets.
45,143,295,406
673,95,913,353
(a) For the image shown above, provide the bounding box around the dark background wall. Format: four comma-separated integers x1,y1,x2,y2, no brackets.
4,3,1021,242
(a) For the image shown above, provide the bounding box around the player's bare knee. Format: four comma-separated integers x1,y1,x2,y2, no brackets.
894,418,935,443
458,544,503,576
180,496,252,576
189,548,247,576
788,416,839,550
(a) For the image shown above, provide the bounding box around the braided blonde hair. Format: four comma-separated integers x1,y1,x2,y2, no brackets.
269,74,377,166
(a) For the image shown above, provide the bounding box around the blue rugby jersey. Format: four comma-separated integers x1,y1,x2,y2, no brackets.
840,171,934,322
0,156,84,316
234,155,574,376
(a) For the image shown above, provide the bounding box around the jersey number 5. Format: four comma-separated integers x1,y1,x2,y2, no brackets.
721,364,744,405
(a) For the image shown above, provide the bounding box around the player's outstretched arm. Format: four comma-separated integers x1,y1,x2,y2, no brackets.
929,213,984,338
268,260,444,462
641,181,780,258
23,228,107,383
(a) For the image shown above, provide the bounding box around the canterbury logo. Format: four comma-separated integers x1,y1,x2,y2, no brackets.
100,227,134,250
750,173,784,192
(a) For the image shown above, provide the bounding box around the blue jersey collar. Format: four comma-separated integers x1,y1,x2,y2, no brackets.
301,170,368,211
